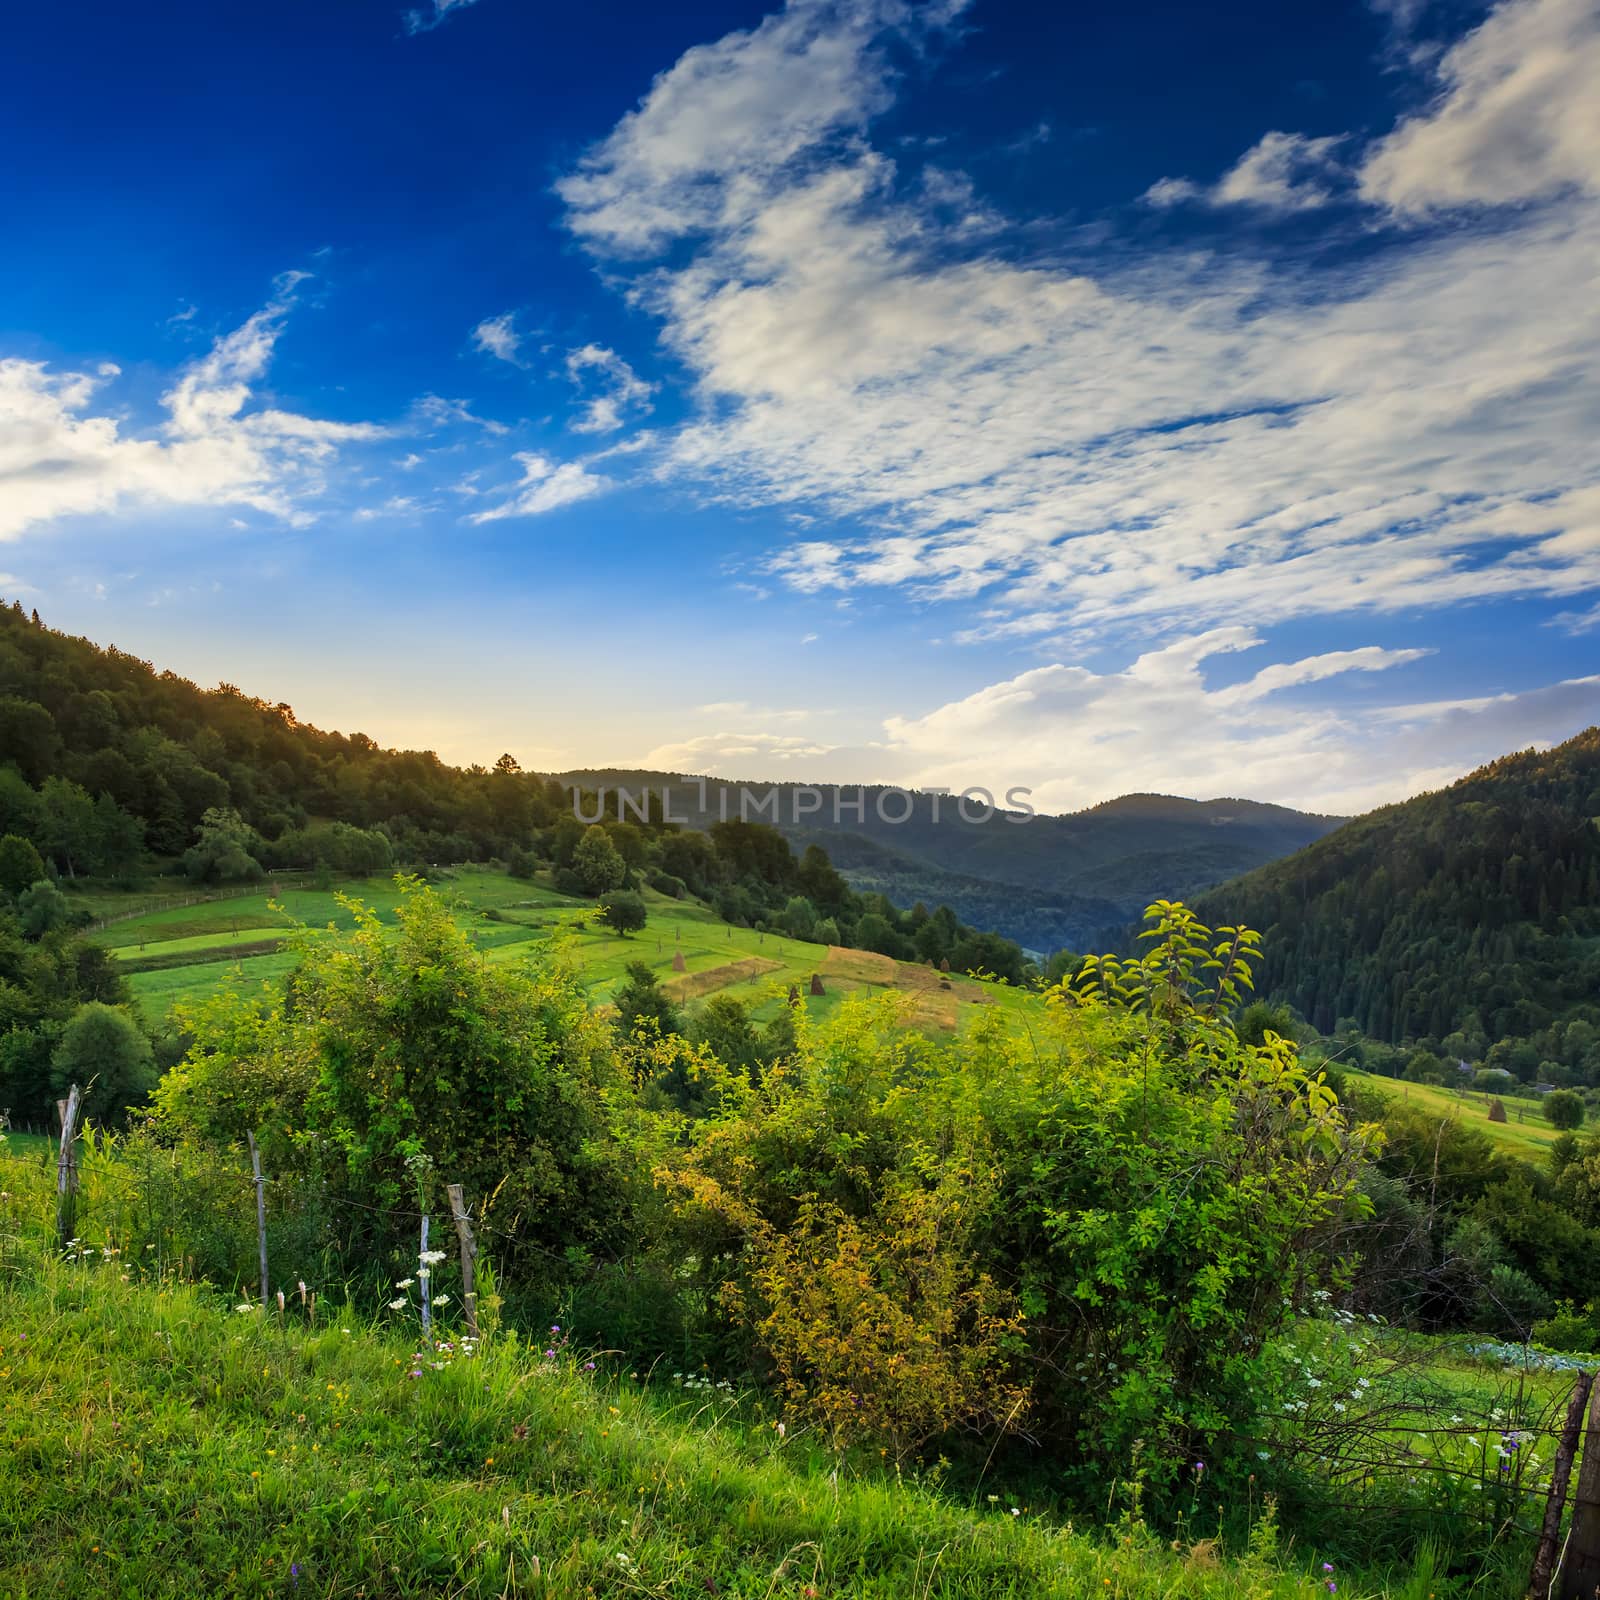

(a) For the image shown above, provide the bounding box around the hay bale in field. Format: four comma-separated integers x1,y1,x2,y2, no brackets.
939,956,950,973
1488,1098,1507,1122
787,984,800,1006
809,973,825,996
671,950,687,973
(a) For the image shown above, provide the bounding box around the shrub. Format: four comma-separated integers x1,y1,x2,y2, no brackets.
52,1002,155,1127
657,904,1367,1486
1532,1300,1599,1353
153,878,637,1287
1545,1089,1584,1129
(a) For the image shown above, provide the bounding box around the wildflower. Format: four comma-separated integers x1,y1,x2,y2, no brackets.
433,1293,451,1307
584,1361,596,1371
235,1304,255,1314
1323,1564,1334,1573
387,1298,408,1311
419,1250,446,1265
395,1278,414,1290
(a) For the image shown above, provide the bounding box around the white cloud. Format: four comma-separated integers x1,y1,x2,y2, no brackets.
640,729,835,771
472,311,526,366
626,630,1600,812
558,0,965,256
564,344,655,434
1146,131,1346,212
403,0,479,36
558,0,1600,646
468,451,610,521
1361,0,1600,213
0,279,383,540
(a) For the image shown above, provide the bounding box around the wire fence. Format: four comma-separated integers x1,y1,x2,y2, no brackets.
6,1108,1600,1593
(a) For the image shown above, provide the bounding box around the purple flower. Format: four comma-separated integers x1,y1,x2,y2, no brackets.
291,1563,301,1584
584,1361,596,1371
1322,1565,1334,1573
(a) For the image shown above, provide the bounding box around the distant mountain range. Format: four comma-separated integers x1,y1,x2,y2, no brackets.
554,770,1344,953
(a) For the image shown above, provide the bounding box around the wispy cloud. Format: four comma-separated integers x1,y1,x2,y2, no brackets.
557,0,1600,647
468,451,610,521
1145,131,1347,211
1360,0,1600,212
402,0,480,36
565,344,655,434
0,274,384,539
472,311,526,366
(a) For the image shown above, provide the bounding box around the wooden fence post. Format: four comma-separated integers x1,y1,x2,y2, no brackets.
1533,1370,1594,1599
55,1085,82,1251
446,1183,479,1338
247,1131,269,1311
1558,1372,1600,1600
419,1213,432,1339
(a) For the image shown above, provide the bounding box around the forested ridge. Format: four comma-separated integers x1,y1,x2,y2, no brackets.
1199,727,1600,1061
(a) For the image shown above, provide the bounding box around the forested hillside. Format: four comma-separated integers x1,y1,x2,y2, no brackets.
1199,728,1600,1070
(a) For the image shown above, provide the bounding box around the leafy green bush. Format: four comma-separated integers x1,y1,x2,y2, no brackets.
656,903,1369,1489
152,878,638,1287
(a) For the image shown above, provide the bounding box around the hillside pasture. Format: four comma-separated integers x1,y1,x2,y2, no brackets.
102,867,1037,1038
1345,1070,1569,1161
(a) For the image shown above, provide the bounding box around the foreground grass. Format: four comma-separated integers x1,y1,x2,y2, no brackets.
0,1255,1355,1600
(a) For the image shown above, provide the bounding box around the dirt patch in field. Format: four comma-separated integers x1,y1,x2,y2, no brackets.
663,955,784,1001
818,946,989,1033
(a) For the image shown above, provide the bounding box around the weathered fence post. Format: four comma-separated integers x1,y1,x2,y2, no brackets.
419,1213,432,1339
55,1084,82,1250
1532,1370,1594,1599
1557,1371,1600,1600
247,1130,269,1311
446,1182,479,1337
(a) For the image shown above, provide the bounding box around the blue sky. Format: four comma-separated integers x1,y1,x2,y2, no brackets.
3,0,1597,814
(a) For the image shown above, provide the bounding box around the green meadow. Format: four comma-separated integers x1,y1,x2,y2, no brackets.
1343,1069,1569,1161
95,868,1040,1038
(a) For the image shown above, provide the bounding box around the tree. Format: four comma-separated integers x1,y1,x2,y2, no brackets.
779,895,820,942
0,696,60,784
92,791,144,876
573,825,626,896
612,960,681,1041
598,889,647,937
52,1002,155,1127
1546,1089,1585,1130
691,994,760,1072
181,807,265,884
38,776,96,878
17,879,71,939
0,834,44,899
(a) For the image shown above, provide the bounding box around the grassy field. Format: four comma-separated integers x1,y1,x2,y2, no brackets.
96,868,1042,1039
0,1133,1561,1599
0,1222,1394,1600
1344,1069,1570,1161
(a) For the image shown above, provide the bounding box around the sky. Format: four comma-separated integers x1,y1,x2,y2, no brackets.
2,0,1597,817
